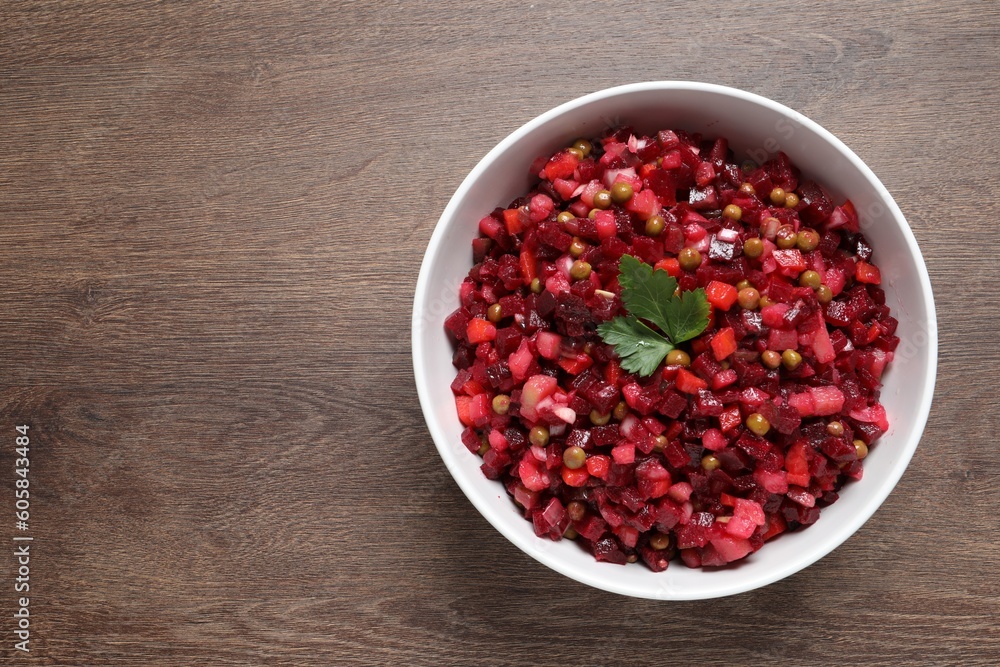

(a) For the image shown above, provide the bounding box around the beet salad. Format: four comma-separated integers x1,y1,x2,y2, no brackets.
444,126,897,570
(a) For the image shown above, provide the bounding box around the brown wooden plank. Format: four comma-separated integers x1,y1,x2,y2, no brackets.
0,1,998,664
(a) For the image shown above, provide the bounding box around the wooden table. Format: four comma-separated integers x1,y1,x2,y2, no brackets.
1,2,997,665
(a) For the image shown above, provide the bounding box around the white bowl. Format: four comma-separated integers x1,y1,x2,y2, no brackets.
412,82,937,600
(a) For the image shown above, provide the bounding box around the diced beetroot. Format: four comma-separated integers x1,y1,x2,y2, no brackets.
480,447,511,479
594,210,618,241
718,405,742,433
734,498,766,525
860,347,890,380
636,458,672,500
513,484,541,510
710,534,753,563
652,498,684,531
663,439,692,469
613,524,640,549
639,544,671,572
761,302,790,327
612,443,636,464
689,185,718,210
712,368,738,390
787,486,816,508
724,515,757,539
691,352,723,381
736,432,772,461
840,200,860,231
535,497,571,539
574,513,607,542
821,436,858,465
772,249,807,276
754,468,789,494
676,519,713,549
788,391,816,417
478,214,504,241
849,402,889,432
657,389,688,419
507,339,534,382
762,513,788,541
626,189,661,220
448,125,895,572
528,193,554,222
444,308,472,343
772,401,802,435
636,417,663,438
621,382,644,412
593,536,627,565
767,327,799,352
552,177,579,201
691,389,724,417
739,386,770,408
694,161,715,186
469,393,492,427
797,180,834,225
646,168,678,204
586,454,611,479
702,427,727,451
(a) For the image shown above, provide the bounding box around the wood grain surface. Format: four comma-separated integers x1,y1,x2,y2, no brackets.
1,1,998,665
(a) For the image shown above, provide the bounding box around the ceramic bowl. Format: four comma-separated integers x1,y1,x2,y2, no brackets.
412,81,937,599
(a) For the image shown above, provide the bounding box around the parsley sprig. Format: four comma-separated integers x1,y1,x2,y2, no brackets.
596,254,710,377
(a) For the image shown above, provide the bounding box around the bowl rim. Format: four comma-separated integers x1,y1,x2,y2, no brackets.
412,80,938,599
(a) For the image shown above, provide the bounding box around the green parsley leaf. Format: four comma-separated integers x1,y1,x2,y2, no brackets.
596,316,674,377
617,254,678,336
663,286,711,344
596,254,711,377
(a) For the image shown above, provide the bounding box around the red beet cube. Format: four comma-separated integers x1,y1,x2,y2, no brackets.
772,249,807,276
